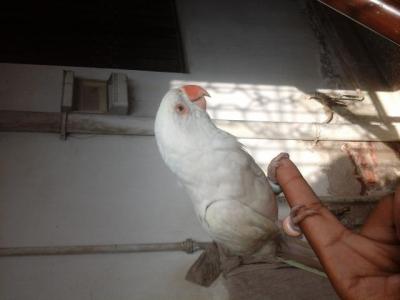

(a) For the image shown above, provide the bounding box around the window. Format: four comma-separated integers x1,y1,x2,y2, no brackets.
0,1,186,72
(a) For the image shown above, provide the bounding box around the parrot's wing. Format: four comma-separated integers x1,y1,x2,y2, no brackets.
204,199,279,255
224,147,278,219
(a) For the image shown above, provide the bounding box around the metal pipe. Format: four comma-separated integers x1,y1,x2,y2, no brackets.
317,0,400,46
0,192,387,257
2,110,400,141
278,192,390,204
0,239,210,257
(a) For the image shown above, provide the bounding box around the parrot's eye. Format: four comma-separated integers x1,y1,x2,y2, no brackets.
175,103,188,115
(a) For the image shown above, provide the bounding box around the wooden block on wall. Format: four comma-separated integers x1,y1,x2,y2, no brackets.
107,73,129,115
61,71,74,112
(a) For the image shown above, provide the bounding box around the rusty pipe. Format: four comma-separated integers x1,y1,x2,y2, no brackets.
0,239,210,257
317,0,400,46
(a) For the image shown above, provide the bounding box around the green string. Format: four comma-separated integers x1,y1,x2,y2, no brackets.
277,257,328,278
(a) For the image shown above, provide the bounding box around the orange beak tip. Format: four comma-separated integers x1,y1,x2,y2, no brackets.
181,85,210,101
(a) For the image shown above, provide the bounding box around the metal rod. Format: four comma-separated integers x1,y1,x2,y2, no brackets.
277,191,392,204
0,193,387,258
0,239,211,257
317,0,400,46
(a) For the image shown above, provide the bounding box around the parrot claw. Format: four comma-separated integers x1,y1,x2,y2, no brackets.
267,152,290,195
268,179,283,195
283,204,319,237
267,152,290,184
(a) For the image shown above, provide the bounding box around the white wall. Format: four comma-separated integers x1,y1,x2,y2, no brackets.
0,1,357,299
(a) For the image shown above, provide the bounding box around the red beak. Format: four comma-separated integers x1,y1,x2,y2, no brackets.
180,85,210,110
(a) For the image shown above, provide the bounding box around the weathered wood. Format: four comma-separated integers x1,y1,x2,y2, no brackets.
185,243,222,287
2,110,400,141
0,110,154,136
67,113,154,136
0,111,60,133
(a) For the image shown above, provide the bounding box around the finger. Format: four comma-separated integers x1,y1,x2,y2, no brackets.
275,158,348,247
360,194,398,243
275,157,355,296
276,158,400,300
394,185,400,240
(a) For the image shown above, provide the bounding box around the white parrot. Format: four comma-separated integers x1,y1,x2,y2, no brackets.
154,85,311,258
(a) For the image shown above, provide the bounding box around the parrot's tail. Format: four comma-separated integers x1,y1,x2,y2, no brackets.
277,234,326,277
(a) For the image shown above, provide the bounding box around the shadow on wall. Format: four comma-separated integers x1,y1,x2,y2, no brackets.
170,80,328,122
311,90,400,155
167,79,400,195
170,80,400,160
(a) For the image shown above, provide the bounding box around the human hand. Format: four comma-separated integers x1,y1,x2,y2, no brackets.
274,155,400,300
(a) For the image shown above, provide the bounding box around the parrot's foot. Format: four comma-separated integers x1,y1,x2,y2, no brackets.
268,152,289,183
282,205,319,237
267,152,289,194
268,179,283,195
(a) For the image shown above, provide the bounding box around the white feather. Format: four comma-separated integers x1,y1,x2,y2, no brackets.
155,88,279,256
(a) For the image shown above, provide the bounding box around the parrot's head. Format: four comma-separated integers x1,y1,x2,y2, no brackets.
154,85,213,171
157,84,210,116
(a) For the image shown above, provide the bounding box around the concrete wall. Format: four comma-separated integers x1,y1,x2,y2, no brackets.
1,1,392,299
